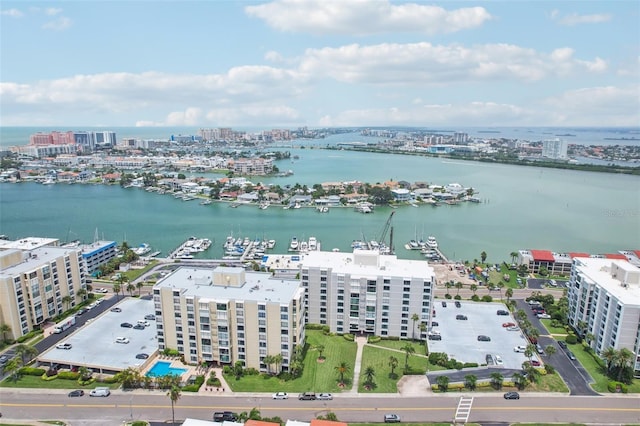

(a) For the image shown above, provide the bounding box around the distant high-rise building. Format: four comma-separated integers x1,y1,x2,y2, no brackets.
94,131,117,149
542,138,568,159
453,132,469,144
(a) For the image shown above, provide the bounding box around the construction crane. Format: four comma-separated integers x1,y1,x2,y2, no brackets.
376,210,395,254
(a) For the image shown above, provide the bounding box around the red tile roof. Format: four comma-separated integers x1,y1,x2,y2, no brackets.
246,421,280,426
633,250,640,258
604,253,627,260
311,420,348,426
530,250,555,262
569,252,591,258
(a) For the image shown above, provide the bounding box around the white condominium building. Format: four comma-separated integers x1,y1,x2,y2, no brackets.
567,257,640,376
301,250,436,338
0,238,88,340
153,266,305,371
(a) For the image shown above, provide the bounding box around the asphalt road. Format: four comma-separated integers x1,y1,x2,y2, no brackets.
0,390,638,425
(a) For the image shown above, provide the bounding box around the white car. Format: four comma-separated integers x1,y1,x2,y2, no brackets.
56,343,72,350
115,337,130,344
95,288,108,293
537,313,551,319
272,392,288,400
514,345,527,353
316,393,333,400
507,326,520,331
494,355,503,365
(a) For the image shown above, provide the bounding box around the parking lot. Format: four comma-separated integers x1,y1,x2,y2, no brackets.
37,297,158,373
428,300,541,369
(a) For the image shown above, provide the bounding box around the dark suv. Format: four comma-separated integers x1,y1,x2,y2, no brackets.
456,314,468,320
298,392,316,400
213,411,237,422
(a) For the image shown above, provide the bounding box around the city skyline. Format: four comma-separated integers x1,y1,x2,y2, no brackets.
1,0,639,128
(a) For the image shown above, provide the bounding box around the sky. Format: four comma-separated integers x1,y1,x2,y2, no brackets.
1,0,639,128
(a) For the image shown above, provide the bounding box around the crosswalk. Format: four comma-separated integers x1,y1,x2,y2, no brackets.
453,395,474,424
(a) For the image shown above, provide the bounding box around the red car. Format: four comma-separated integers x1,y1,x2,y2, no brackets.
530,360,541,367
502,322,516,328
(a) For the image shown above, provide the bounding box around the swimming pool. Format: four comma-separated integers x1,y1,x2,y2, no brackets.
146,361,187,377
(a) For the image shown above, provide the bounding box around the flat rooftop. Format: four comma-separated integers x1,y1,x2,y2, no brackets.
1,246,78,276
38,297,158,372
301,250,435,279
574,257,640,305
155,266,302,304
0,237,59,250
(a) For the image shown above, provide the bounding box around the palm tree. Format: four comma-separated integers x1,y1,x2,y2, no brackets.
334,362,350,386
489,372,504,390
411,313,419,340
480,251,487,264
418,322,427,349
263,355,274,374
136,281,144,296
112,283,121,300
316,344,325,360
510,251,518,264
401,343,415,372
4,357,23,382
126,282,136,296
388,356,398,377
470,284,478,296
363,366,375,388
615,348,634,381
167,385,181,426
505,288,513,303
455,282,463,296
545,344,556,358
273,353,283,374
522,362,540,383
445,282,452,297
76,288,87,301
464,374,477,390
524,346,535,362
512,372,528,390
14,344,38,365
0,323,12,342
497,282,505,301
602,346,617,372
61,295,73,311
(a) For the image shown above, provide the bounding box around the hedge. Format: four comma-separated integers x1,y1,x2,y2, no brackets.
607,381,628,393
19,367,46,376
57,371,80,380
182,375,205,392
343,334,354,341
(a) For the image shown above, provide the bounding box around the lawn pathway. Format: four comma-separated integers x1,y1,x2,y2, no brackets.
348,336,367,393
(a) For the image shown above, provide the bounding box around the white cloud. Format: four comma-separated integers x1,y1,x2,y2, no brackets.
299,42,607,84
1,8,24,17
42,16,72,31
45,8,62,16
551,11,612,26
246,0,492,35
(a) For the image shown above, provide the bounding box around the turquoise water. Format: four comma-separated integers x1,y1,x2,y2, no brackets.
146,361,187,377
0,146,638,263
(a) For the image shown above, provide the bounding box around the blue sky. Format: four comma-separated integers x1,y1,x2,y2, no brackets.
1,0,638,128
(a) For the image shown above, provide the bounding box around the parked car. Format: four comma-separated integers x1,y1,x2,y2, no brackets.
431,321,439,327
133,324,145,330
298,392,316,400
506,326,520,331
477,335,491,342
213,411,237,422
68,389,84,397
110,307,122,313
536,344,544,354
316,393,333,400
95,288,108,293
503,391,520,400
495,355,503,365
502,322,516,328
566,351,577,360
136,353,149,359
428,334,442,341
120,322,133,328
76,308,88,315
115,337,130,344
144,314,156,320
441,301,447,307
456,314,468,320
272,392,288,400
530,360,541,367
384,414,401,423
496,310,509,316
56,343,72,350
455,301,461,308
537,313,551,319
514,345,527,353
89,387,110,397
558,341,568,349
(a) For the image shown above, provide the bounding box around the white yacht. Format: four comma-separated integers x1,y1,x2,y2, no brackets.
308,236,318,251
289,236,299,251
267,239,276,249
426,236,438,249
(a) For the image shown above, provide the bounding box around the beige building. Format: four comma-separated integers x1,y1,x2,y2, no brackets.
0,238,87,340
153,266,305,371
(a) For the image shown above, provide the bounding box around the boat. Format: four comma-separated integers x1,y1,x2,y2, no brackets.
267,239,276,249
316,206,329,213
133,243,151,256
426,236,438,249
308,236,318,251
289,236,299,251
229,203,240,208
406,240,421,250
354,203,373,213
299,240,309,252
200,199,212,205
259,201,270,210
42,177,56,185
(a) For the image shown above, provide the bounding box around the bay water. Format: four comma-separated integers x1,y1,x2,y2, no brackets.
1,146,638,263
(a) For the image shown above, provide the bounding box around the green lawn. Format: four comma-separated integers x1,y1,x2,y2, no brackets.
564,342,640,393
224,330,357,393
358,345,432,393
527,370,570,393
369,339,426,355
0,374,120,389
539,319,568,335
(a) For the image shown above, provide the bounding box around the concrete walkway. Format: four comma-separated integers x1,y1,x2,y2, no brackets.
347,336,367,393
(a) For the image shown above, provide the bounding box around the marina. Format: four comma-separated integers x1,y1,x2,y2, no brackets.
169,236,213,259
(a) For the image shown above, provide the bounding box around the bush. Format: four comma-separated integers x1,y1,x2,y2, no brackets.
607,381,628,393
444,294,452,299
382,335,400,341
182,375,205,392
470,295,480,302
245,368,260,376
101,375,119,384
565,335,578,344
222,366,233,375
462,362,478,369
481,295,493,302
57,371,80,380
19,367,45,376
367,336,381,344
454,295,462,300
343,334,354,341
